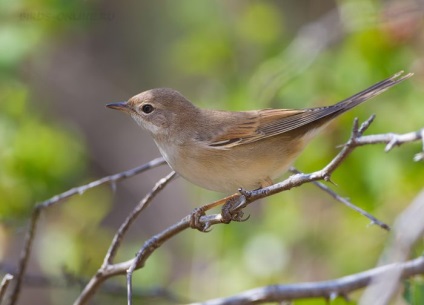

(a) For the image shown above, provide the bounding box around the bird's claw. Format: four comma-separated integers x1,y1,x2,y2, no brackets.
189,207,208,232
221,196,249,224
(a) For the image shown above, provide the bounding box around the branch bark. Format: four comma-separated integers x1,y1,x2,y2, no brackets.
187,256,424,305
0,274,13,304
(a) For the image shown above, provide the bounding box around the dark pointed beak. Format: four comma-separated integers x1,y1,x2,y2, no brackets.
106,101,129,112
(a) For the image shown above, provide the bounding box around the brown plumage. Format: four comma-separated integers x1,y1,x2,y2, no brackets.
107,71,412,193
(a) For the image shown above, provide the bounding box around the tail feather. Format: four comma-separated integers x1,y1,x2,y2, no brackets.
327,70,413,114
257,71,413,138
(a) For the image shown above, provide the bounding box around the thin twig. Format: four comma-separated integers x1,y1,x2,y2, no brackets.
8,207,42,305
187,256,424,305
354,128,424,158
8,157,166,305
104,171,176,265
40,157,166,208
0,274,13,303
75,172,176,305
289,167,390,230
126,213,193,305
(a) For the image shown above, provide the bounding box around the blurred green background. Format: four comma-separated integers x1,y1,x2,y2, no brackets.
0,0,423,304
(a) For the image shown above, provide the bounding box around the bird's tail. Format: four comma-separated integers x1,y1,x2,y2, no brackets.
287,71,414,131
321,71,413,116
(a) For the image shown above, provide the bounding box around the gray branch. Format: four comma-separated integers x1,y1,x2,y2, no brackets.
6,157,166,305
188,256,424,305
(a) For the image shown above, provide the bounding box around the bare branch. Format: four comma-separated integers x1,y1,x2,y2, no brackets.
0,274,13,303
354,128,424,155
187,256,424,305
7,206,42,305
40,156,166,209
74,172,176,305
289,167,390,230
8,157,166,305
104,171,176,265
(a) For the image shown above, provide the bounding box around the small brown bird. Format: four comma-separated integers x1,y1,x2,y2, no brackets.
107,72,411,194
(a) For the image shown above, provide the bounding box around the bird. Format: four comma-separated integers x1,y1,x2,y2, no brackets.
107,71,412,194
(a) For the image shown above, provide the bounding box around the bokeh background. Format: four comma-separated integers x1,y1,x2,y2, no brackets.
1,0,424,304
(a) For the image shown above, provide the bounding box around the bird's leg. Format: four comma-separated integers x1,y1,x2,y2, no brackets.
190,193,240,231
221,178,273,224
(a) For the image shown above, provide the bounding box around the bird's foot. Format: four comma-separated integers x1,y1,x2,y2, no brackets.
189,207,210,232
221,195,250,224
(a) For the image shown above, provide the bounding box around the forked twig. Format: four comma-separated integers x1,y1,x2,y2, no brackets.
289,167,390,230
104,171,176,265
8,157,166,305
74,172,176,305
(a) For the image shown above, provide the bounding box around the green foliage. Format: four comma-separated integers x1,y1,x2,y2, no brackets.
0,0,93,221
404,278,424,305
0,0,90,71
0,83,86,219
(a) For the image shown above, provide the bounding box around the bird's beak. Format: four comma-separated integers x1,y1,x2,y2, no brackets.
106,101,129,112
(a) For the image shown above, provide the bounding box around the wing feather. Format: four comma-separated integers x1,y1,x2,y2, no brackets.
207,71,412,148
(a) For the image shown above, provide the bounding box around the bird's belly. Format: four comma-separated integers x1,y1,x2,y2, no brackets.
161,142,298,194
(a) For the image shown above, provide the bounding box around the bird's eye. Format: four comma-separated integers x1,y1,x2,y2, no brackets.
141,104,154,114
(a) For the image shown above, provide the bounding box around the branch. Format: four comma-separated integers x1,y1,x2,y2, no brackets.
104,171,177,265
74,172,176,305
0,274,13,303
354,128,424,161
289,167,390,230
7,157,166,305
186,256,424,305
38,157,166,208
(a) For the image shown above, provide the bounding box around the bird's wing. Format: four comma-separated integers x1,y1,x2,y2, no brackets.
208,109,305,148
208,71,412,149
